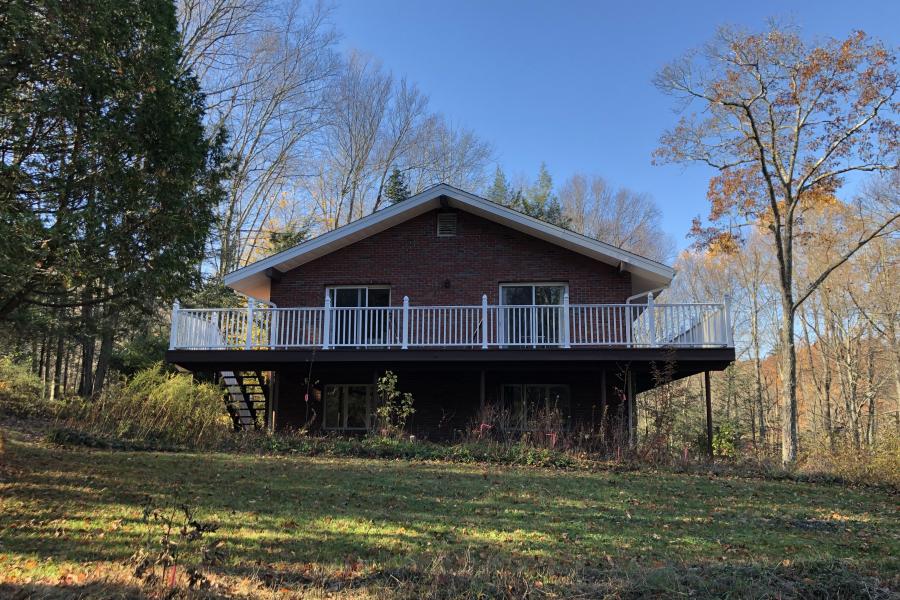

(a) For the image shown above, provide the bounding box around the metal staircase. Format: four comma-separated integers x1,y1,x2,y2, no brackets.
221,371,269,430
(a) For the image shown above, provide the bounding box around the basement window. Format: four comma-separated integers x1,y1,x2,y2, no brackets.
324,384,374,430
436,212,457,237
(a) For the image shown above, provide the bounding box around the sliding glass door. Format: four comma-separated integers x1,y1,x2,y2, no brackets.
327,286,390,346
499,284,566,346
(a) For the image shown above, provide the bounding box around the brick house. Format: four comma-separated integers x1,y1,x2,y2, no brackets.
166,184,734,442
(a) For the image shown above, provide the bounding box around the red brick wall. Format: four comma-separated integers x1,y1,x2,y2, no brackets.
271,209,632,306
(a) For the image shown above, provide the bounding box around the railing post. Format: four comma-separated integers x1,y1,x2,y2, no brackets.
323,295,332,350
561,292,570,348
647,292,656,347
270,307,278,348
402,296,410,349
723,294,733,347
169,300,180,350
481,294,489,349
245,298,255,350
625,304,632,347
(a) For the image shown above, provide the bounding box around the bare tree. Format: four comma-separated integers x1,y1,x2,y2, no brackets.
178,0,339,277
559,174,675,262
655,24,899,463
304,55,493,231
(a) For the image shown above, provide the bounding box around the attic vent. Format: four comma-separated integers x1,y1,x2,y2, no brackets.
436,213,457,237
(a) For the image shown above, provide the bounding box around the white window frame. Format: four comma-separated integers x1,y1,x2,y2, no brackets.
323,384,375,431
500,383,571,431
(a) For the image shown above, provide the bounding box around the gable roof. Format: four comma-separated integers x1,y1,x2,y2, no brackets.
224,184,676,300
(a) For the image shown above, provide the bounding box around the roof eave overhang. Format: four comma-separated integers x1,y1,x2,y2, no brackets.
223,184,675,301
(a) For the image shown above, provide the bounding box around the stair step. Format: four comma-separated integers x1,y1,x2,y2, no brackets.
220,370,269,432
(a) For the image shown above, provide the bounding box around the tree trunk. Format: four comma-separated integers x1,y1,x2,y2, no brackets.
92,324,115,394
38,333,48,399
62,345,71,395
780,302,798,464
751,293,766,446
31,337,39,374
79,335,95,398
51,331,64,401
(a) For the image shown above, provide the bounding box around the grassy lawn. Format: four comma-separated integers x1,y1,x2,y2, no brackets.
1,428,898,598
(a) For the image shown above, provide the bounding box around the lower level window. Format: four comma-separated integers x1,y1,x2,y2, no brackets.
324,384,374,430
500,384,570,430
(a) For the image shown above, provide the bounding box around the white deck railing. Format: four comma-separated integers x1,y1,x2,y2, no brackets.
169,293,733,351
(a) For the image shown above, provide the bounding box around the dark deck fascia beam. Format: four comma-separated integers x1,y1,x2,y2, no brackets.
166,347,734,374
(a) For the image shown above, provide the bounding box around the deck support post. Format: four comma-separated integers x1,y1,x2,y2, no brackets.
599,369,607,434
627,368,636,448
266,372,276,432
245,298,255,350
481,294,489,349
561,292,570,348
169,300,180,350
322,295,332,349
705,370,713,460
401,296,410,349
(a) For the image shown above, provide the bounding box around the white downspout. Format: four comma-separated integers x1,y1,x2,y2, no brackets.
626,286,666,304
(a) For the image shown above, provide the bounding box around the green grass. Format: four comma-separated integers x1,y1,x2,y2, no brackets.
1,427,898,598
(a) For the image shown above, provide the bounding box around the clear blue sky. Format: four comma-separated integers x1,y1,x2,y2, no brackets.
331,0,899,250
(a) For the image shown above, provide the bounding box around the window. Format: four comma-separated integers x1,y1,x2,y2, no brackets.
499,283,567,345
500,384,570,431
324,384,374,430
436,212,457,236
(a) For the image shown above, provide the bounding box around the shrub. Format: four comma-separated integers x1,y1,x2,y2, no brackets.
712,420,741,459
0,355,49,418
59,364,231,449
374,371,415,437
798,432,900,488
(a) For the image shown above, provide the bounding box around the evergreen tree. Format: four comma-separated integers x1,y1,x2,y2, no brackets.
269,218,313,255
384,167,410,204
521,163,570,228
0,0,225,321
486,166,510,205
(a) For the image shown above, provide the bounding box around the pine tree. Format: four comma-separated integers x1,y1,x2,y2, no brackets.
486,166,510,205
522,163,570,228
384,168,410,204
0,0,225,322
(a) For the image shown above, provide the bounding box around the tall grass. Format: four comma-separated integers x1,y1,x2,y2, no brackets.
0,355,46,418
60,364,231,449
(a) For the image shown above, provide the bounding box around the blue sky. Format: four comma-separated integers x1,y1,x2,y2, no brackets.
331,0,899,250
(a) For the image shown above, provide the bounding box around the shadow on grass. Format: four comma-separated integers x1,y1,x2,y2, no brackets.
1,433,898,596
0,581,145,599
